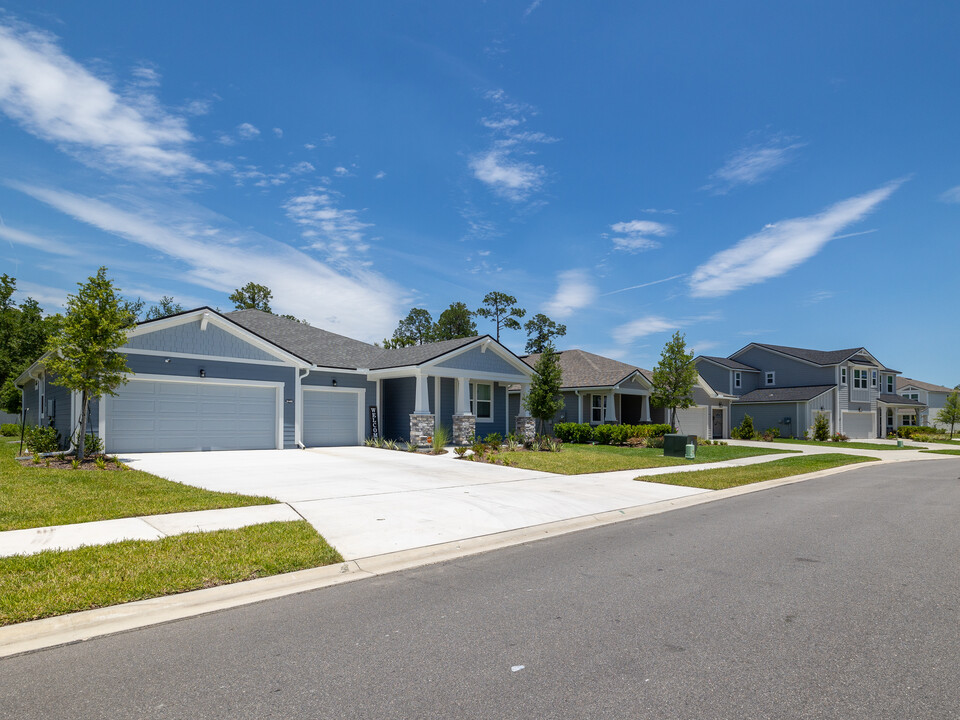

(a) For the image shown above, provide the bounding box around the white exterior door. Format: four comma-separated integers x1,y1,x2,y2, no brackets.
302,388,363,447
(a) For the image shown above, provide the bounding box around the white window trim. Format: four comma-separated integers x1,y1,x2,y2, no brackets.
765,371,775,386
590,394,607,424
871,369,877,387
886,376,894,393
853,368,868,390
840,367,847,385
470,381,494,423
734,371,741,389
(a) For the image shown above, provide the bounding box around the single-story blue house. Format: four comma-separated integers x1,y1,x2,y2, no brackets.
16,307,535,453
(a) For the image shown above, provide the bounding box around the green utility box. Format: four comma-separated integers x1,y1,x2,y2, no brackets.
664,433,699,457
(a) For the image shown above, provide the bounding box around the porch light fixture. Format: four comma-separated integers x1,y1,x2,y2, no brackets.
199,368,206,378
331,378,338,386
164,358,171,363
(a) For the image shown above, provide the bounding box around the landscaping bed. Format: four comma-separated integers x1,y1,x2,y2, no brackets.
497,443,790,475
0,442,275,531
640,453,878,491
0,520,342,626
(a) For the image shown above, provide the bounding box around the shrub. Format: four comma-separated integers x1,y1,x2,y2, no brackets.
553,423,594,444
647,436,665,449
83,433,104,456
831,432,849,442
24,424,60,453
484,431,503,446
1,423,21,437
593,424,616,445
732,415,755,440
898,426,937,439
432,425,450,453
454,446,468,458
94,456,107,470
813,412,830,442
764,427,781,439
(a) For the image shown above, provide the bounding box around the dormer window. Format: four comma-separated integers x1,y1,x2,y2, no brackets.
886,375,894,394
840,367,847,385
853,369,868,389
734,371,742,389
765,371,775,386
871,370,877,387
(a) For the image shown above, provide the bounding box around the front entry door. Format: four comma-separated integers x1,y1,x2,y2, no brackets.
712,409,724,439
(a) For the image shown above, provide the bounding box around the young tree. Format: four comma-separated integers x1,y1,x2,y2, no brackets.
650,331,698,432
524,313,567,354
43,268,134,460
935,391,960,437
475,291,525,342
229,282,273,312
145,296,184,320
523,346,564,435
434,302,477,341
383,308,435,348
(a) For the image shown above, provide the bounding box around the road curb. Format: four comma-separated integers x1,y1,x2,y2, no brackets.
0,459,875,659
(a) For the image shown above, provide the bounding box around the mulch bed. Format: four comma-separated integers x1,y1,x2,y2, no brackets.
16,454,128,471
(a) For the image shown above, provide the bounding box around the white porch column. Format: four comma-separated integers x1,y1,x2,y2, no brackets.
643,394,651,422
454,377,471,415
517,383,531,417
605,390,618,423
414,373,431,414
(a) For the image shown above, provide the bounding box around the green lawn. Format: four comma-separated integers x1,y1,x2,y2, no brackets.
498,443,792,475
770,438,923,451
0,521,342,626
920,449,960,456
641,453,878,491
0,442,276,531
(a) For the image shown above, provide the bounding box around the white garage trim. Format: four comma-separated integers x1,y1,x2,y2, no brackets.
103,373,284,450
841,410,875,439
301,386,365,446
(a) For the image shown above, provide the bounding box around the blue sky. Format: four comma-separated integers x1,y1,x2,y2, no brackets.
0,2,957,385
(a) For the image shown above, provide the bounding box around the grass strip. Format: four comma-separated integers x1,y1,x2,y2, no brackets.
0,521,342,626
920,449,960,456
499,443,792,475
0,442,275,531
639,453,878,491
770,439,922,451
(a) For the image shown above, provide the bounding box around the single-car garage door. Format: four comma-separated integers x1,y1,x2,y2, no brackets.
842,411,876,439
302,388,363,447
674,406,709,439
106,379,279,453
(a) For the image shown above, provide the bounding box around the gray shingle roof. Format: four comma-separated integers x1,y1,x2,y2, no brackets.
897,376,956,394
747,343,864,366
700,355,760,371
878,393,925,406
736,385,835,403
225,309,483,370
522,349,651,389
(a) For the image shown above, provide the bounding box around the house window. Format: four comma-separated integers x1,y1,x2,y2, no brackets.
901,413,916,426
765,371,775,386
886,375,894,394
871,370,877,387
469,382,492,420
734,372,741,389
853,369,868,389
905,392,919,401
840,367,847,385
591,394,607,423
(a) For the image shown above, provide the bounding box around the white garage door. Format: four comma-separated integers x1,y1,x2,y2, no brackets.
106,379,279,453
674,406,709,439
842,411,876,439
302,389,362,447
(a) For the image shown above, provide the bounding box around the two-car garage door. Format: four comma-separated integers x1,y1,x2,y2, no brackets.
106,379,280,453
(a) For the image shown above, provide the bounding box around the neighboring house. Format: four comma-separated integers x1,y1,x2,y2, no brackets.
16,308,535,453
897,377,958,429
696,343,924,439
508,349,734,439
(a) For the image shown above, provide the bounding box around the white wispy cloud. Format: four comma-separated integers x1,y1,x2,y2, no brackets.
939,185,960,204
705,135,804,194
523,0,543,17
689,180,903,298
13,280,68,309
609,219,672,252
333,166,350,177
272,127,283,138
804,290,834,305
11,182,402,341
601,273,686,297
543,270,597,319
283,188,372,260
374,170,386,180
469,88,556,202
236,122,260,140
612,316,679,345
0,224,78,256
0,21,206,176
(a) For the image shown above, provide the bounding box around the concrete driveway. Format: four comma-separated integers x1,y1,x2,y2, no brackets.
122,447,706,559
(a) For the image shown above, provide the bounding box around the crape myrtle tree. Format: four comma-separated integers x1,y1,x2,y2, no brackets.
43,267,134,460
475,291,525,342
650,330,698,432
523,345,564,435
524,313,566,354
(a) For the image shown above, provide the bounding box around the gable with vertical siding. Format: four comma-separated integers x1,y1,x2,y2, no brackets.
435,346,527,376
126,320,280,362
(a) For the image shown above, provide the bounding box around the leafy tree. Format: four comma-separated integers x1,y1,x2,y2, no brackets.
229,282,273,312
0,274,16,384
650,331,698,432
813,412,830,441
523,346,564,435
279,314,310,325
383,308,435,348
524,313,567,354
43,267,134,460
935,391,960,437
145,296,184,320
475,291,525,342
434,302,477,341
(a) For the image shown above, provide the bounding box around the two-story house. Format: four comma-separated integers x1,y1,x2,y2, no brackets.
897,377,957,429
696,343,925,439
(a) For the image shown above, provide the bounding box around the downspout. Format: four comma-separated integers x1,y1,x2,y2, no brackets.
296,367,311,449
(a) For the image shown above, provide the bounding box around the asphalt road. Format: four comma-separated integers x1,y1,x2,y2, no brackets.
3,458,959,719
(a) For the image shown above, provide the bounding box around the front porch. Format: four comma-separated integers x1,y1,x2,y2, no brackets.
878,395,926,438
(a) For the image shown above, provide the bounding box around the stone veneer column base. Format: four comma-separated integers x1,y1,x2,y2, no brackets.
453,414,476,446
516,416,536,442
409,414,435,447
